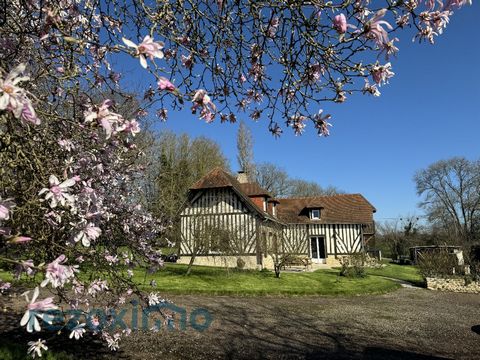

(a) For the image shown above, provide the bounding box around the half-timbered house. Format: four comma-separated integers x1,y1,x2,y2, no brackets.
178,168,376,269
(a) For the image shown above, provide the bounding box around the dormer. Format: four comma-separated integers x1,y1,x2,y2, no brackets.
309,208,321,220
268,198,280,217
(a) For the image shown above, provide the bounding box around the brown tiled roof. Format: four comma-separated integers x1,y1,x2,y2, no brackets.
189,168,376,225
190,167,238,190
189,167,277,221
238,183,272,197
276,194,376,225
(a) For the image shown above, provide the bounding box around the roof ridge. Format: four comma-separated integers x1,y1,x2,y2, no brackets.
282,193,363,200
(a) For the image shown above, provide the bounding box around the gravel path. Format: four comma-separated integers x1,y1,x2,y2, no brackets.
1,287,480,359
121,288,480,360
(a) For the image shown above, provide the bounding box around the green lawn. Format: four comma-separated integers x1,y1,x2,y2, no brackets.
1,263,409,296
133,264,400,296
364,263,424,287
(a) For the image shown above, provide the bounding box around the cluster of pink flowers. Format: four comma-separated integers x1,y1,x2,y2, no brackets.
84,99,126,139
0,64,40,125
191,89,217,123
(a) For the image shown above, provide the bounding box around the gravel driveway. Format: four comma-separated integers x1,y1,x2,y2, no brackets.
1,287,479,359
122,287,480,360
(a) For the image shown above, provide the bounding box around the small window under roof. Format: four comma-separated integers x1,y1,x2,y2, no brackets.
310,209,320,220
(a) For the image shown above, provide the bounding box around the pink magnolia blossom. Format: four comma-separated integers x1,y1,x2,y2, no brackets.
157,77,175,91
0,64,40,125
288,114,307,136
122,36,164,69
88,279,109,296
15,259,35,278
371,62,395,85
0,197,14,220
314,110,332,137
8,235,33,244
69,323,86,340
148,292,161,306
20,101,41,125
21,287,58,332
41,254,78,288
0,280,11,292
84,99,124,139
192,89,217,123
105,334,120,351
363,9,393,47
117,119,140,136
379,38,399,60
266,17,280,38
58,139,75,151
156,109,168,122
444,0,472,9
362,79,381,97
38,175,76,208
181,54,194,69
105,254,119,265
74,223,101,247
28,339,48,358
333,14,348,34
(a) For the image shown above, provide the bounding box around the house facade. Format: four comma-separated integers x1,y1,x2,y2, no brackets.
178,168,376,269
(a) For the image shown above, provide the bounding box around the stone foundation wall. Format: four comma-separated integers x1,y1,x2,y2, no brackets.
426,277,480,293
326,256,342,266
177,255,275,270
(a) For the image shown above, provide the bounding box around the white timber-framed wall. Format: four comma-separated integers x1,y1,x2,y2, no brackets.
282,223,365,265
179,187,367,269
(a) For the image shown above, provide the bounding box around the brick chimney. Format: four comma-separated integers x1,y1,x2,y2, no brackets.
236,170,249,184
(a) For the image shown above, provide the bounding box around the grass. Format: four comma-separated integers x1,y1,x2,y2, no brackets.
364,262,424,287
1,262,409,297
132,264,400,296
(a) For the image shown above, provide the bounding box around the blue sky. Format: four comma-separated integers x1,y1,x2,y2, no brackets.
122,4,480,222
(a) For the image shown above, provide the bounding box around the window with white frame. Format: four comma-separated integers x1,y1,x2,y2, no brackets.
310,209,320,220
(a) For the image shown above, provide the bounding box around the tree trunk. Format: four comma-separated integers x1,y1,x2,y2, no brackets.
186,251,197,276
274,264,281,278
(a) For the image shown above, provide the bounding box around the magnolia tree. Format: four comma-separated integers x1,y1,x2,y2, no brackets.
0,0,471,356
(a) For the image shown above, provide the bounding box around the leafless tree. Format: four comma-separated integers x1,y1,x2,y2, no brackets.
255,162,291,198
414,157,480,243
286,179,343,198
376,216,421,259
236,121,256,180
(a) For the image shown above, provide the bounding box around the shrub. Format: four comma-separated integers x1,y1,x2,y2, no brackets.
417,249,458,278
339,254,366,278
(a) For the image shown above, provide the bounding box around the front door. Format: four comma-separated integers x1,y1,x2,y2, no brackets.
310,236,326,264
